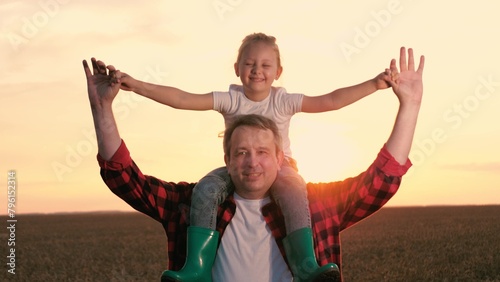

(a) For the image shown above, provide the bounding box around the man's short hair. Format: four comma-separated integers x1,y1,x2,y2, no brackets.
223,114,283,158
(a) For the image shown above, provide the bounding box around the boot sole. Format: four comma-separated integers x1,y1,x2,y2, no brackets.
313,268,341,282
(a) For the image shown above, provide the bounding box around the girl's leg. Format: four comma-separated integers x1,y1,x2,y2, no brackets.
190,166,232,230
274,159,340,281
270,160,310,234
162,167,232,282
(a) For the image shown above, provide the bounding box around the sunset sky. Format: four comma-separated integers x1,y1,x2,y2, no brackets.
1,0,499,214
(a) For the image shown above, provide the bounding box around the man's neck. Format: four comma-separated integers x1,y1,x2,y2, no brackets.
234,190,270,200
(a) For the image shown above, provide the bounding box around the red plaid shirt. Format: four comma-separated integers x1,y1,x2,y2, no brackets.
98,140,411,279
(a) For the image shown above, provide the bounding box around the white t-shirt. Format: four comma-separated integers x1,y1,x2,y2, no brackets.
213,84,304,158
212,193,293,282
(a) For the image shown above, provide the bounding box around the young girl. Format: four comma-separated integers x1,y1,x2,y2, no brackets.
118,33,392,281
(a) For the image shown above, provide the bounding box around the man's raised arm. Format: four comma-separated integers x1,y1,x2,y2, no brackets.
82,58,122,160
385,47,425,164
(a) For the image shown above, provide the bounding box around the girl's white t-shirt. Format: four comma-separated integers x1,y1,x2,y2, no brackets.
213,84,304,158
212,193,293,282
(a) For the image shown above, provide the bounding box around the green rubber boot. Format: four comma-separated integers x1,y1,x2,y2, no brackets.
161,226,219,282
283,227,340,282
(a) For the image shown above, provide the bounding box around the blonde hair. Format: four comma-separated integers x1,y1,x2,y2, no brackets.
236,33,282,68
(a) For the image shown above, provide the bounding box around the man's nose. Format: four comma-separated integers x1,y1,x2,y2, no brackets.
244,153,258,167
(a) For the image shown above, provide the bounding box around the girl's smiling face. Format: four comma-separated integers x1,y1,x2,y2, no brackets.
234,41,283,101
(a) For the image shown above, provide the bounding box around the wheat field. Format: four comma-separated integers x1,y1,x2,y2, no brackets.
2,205,499,281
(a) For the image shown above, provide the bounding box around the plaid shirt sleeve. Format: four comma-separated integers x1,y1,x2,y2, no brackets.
310,144,412,231
308,144,411,272
97,140,194,222
340,144,412,229
97,140,196,270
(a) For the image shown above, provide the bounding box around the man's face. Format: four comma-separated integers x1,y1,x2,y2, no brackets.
225,126,283,199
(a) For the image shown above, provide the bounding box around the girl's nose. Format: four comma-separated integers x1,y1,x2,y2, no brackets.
251,65,261,74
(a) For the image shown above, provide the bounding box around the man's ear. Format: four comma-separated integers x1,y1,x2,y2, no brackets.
224,154,230,167
234,63,240,77
276,150,284,170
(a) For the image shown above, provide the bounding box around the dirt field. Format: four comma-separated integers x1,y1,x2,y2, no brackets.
2,205,499,281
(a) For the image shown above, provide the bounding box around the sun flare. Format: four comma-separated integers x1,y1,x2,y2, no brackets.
290,118,363,183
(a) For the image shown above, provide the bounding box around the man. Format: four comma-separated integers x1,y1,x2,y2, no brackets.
82,47,424,281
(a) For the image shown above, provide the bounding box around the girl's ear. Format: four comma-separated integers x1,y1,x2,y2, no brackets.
234,62,240,77
275,66,283,80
